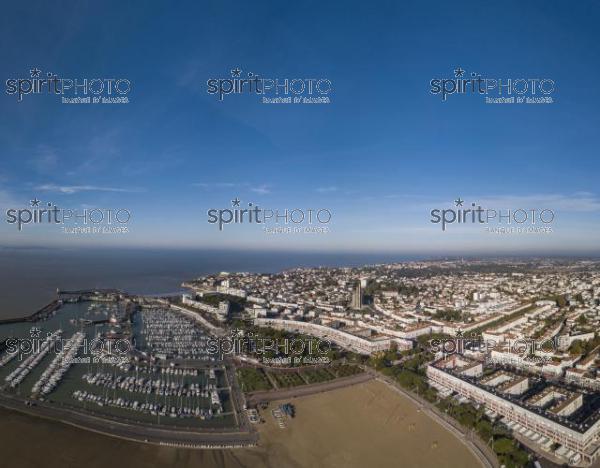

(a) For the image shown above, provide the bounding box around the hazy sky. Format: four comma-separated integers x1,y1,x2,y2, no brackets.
1,0,599,254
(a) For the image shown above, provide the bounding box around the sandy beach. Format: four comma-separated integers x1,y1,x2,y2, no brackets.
241,379,481,468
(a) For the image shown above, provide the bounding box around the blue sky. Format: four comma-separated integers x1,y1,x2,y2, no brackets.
0,0,599,254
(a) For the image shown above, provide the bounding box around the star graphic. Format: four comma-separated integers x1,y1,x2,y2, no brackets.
30,68,41,78
456,329,463,338
454,198,464,207
454,67,465,78
29,327,42,338
231,197,241,207
231,68,241,78
30,198,41,207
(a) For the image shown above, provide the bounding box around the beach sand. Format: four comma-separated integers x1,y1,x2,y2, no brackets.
242,379,481,468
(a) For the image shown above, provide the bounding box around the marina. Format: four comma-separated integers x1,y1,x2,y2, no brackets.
0,293,245,439
32,331,85,396
4,330,63,388
72,389,220,420
135,307,216,361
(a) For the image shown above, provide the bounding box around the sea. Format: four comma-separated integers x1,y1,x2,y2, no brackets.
0,247,422,320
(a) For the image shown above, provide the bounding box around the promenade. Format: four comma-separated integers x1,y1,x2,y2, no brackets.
246,371,374,405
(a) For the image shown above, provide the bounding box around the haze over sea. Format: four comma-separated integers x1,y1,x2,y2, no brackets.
0,247,428,320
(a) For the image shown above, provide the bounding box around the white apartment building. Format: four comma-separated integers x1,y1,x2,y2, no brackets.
254,318,412,354
182,294,229,321
427,362,600,466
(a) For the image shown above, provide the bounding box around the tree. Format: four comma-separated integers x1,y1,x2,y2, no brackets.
569,340,584,355
476,419,493,441
494,438,514,454
577,314,588,326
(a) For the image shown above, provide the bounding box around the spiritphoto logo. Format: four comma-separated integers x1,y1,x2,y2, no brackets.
5,67,131,104
430,197,554,233
4,328,131,362
207,197,332,234
206,333,331,357
206,67,332,104
5,198,131,234
430,67,555,104
430,333,556,361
